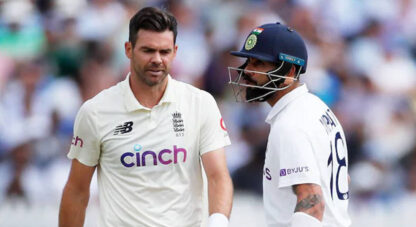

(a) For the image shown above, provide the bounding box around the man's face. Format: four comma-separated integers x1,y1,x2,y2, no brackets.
125,29,177,86
240,57,281,102
243,57,276,86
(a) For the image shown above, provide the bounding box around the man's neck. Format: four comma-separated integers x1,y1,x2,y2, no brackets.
267,82,300,107
129,74,168,109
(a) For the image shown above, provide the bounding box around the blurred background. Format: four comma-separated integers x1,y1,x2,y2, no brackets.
1,0,416,226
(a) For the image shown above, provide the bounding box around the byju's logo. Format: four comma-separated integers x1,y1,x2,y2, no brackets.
114,121,133,135
120,144,187,167
280,166,309,177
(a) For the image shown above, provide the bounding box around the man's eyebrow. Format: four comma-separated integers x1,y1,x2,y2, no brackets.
140,46,156,51
139,47,172,52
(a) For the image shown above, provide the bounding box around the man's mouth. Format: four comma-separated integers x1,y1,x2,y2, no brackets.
147,69,165,75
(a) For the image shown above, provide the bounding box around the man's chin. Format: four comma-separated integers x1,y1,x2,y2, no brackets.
246,87,273,102
144,72,168,86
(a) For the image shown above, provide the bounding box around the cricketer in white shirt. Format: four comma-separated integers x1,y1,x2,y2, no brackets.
67,74,231,226
228,22,350,227
263,84,351,227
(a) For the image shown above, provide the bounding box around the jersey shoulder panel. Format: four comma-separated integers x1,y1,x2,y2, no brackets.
85,81,124,109
173,79,206,98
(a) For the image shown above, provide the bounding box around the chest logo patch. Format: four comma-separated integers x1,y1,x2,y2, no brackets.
172,111,185,136
114,121,133,135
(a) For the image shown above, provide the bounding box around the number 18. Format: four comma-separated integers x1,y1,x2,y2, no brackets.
327,132,349,200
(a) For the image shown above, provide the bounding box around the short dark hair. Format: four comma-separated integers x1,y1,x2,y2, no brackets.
129,7,178,47
273,60,302,77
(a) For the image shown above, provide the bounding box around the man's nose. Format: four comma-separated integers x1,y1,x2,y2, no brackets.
243,65,254,77
151,52,162,64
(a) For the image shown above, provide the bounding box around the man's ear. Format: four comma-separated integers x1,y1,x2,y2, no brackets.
288,65,297,78
281,65,297,87
125,42,133,59
172,44,178,58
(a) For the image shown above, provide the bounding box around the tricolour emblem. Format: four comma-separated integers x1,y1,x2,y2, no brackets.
252,27,264,35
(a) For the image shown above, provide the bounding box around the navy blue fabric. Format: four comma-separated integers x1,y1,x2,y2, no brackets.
231,22,308,73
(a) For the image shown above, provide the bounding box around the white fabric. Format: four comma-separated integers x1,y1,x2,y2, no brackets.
263,84,351,227
67,74,231,227
291,212,322,227
208,213,229,227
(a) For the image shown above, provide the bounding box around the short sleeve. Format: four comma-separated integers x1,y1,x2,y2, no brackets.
67,101,101,166
271,126,321,188
199,92,231,155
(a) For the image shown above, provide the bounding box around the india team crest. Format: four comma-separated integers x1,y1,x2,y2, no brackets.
245,28,263,50
245,34,257,50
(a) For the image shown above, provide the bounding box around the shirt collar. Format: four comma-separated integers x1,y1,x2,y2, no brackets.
123,73,175,112
265,84,309,124
159,74,175,104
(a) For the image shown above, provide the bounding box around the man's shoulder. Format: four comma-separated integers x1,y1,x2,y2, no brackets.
274,94,326,128
284,92,328,116
171,78,213,100
90,80,123,102
79,81,124,113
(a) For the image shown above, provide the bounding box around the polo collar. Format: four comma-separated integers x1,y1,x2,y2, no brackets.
265,84,308,124
123,73,175,112
159,74,175,104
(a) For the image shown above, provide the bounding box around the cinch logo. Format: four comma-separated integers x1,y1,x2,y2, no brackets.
71,136,83,148
120,145,187,167
280,166,309,176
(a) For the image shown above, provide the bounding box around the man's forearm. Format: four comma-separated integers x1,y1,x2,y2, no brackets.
207,173,233,217
59,184,90,227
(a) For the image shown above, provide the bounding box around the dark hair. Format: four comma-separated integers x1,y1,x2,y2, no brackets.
129,7,178,47
272,60,302,78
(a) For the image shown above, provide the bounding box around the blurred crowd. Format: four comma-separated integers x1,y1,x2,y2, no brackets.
1,0,416,225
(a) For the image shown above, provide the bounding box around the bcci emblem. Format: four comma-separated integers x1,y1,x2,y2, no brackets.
244,34,257,50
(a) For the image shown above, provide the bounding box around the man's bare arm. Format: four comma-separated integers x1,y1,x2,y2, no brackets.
201,148,233,218
59,159,96,227
292,183,325,221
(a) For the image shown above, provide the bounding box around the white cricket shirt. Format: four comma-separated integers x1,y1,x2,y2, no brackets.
68,74,231,227
263,84,351,227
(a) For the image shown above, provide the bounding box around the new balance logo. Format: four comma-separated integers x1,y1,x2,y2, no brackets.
114,121,133,135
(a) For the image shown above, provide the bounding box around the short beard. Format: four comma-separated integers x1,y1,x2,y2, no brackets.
133,67,168,87
144,72,168,87
245,75,284,102
246,86,275,102
245,64,291,102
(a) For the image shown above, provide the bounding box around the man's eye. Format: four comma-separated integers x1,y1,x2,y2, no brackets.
254,61,263,66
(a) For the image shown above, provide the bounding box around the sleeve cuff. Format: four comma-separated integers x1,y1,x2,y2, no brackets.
208,213,228,227
291,212,322,227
